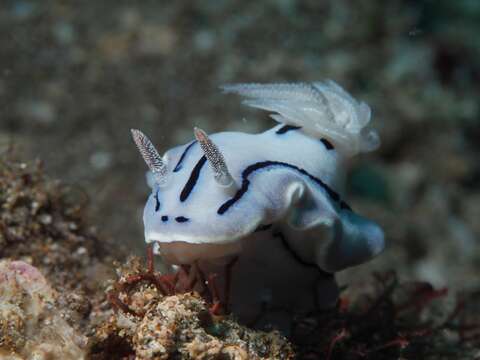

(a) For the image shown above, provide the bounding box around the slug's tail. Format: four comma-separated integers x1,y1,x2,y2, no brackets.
314,210,385,273
222,81,380,156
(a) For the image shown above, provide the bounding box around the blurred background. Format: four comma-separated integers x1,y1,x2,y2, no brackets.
1,0,479,291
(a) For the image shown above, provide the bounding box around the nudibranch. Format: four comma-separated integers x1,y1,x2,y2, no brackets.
132,81,385,325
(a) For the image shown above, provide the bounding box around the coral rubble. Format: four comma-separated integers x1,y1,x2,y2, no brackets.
91,257,295,359
0,156,115,293
0,156,118,358
0,260,87,359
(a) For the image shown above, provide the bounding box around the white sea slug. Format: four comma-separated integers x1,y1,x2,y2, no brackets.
131,81,385,324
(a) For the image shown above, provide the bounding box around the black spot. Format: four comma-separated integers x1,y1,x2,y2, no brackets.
276,125,302,134
154,190,160,212
161,215,168,222
320,138,334,150
180,156,207,202
175,216,189,223
217,160,349,215
173,141,197,172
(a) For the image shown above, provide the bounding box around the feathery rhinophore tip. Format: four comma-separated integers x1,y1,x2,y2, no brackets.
193,127,235,187
131,129,168,185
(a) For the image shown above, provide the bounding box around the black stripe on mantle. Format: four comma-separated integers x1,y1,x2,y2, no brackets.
275,125,302,134
217,160,351,215
320,138,334,150
275,125,335,152
273,231,332,277
174,140,197,172
180,156,207,202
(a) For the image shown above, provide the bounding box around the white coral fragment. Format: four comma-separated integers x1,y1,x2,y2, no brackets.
222,80,380,156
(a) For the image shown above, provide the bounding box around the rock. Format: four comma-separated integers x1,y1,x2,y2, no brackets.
0,260,87,359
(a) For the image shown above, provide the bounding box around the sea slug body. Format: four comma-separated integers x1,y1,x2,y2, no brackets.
131,80,385,326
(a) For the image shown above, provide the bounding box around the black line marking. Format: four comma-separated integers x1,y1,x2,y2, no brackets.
254,224,273,232
275,125,302,134
180,156,207,202
274,231,317,268
175,216,189,223
173,141,197,172
340,201,351,211
161,215,168,222
320,138,334,150
154,190,160,212
273,231,332,277
217,161,349,215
